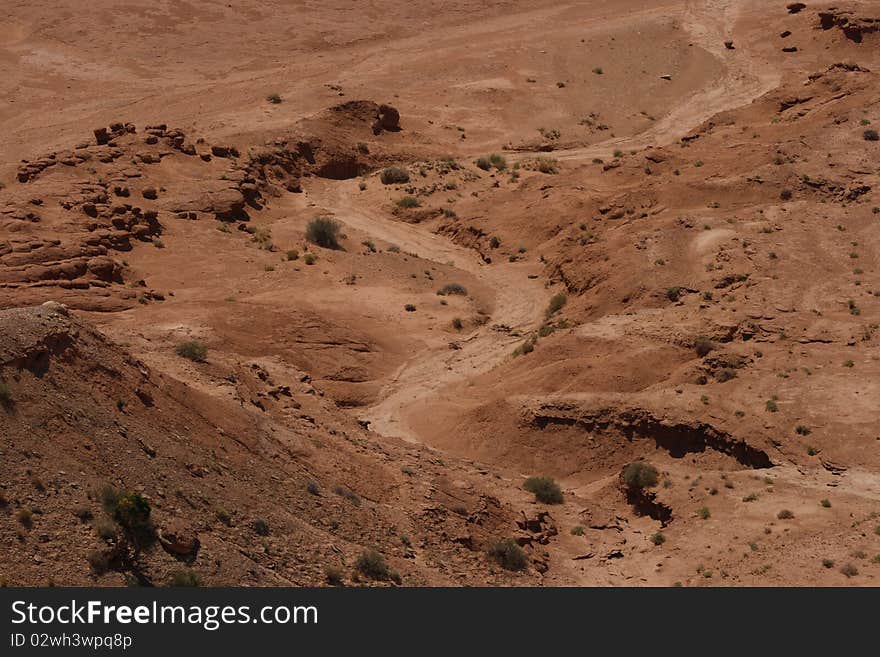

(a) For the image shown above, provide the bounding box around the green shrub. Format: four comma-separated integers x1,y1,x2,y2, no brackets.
167,569,201,587
475,157,492,171
176,340,207,362
380,167,409,184
303,253,317,265
523,476,563,504
777,509,794,520
0,383,11,407
489,153,507,170
765,399,778,412
820,499,831,508
545,292,567,319
112,492,155,549
697,506,711,520
396,196,421,209
621,462,659,491
650,532,666,546
252,518,270,536
534,157,558,174
355,550,390,580
571,525,585,536
305,216,341,249
488,538,528,571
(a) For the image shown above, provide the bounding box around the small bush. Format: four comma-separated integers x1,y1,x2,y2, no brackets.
545,292,567,319
0,383,12,406
571,525,585,536
87,550,110,574
822,558,835,569
475,157,492,171
621,462,659,491
765,399,778,413
16,508,33,528
94,517,119,541
252,518,270,536
451,317,463,331
404,304,416,312
303,253,317,265
438,283,467,296
167,569,202,587
795,425,811,436
864,129,879,142
307,481,321,496
666,286,684,302
534,157,558,174
286,249,299,261
523,476,563,504
489,153,507,170
696,506,711,520
324,566,344,586
73,505,93,522
176,340,207,362
215,508,232,526
777,509,794,520
694,336,713,357
355,550,390,581
650,532,666,546
380,167,410,184
488,538,528,571
592,67,604,74
266,93,282,104
305,217,341,249
840,563,859,578
396,196,421,209
820,498,831,508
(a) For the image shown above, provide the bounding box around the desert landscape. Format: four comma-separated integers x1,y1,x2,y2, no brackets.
1,0,879,587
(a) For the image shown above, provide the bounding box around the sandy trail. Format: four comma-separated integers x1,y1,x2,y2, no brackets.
310,179,549,442
304,0,781,448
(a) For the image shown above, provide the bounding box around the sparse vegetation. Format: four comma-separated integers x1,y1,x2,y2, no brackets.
266,93,282,104
697,506,711,520
650,532,666,546
840,563,859,578
305,216,341,249
545,292,567,319
694,336,713,357
380,166,410,184
176,340,208,362
488,538,528,571
438,283,467,296
777,509,794,519
252,518,270,536
324,565,344,586
523,476,563,504
396,196,421,209
355,550,391,581
167,569,202,587
303,253,317,265
864,129,879,141
621,462,659,491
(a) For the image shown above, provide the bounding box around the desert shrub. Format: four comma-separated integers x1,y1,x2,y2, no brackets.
334,486,361,507
94,517,119,541
356,142,369,154
534,157,558,174
820,499,831,508
266,93,282,104
840,563,859,578
305,216,341,249
694,336,713,357
475,157,492,171
87,550,110,574
523,476,563,504
380,167,410,184
650,532,666,546
176,340,207,362
438,283,467,296
215,508,232,526
355,550,390,580
489,153,507,170
451,318,463,331
324,566,344,586
697,506,711,520
0,383,11,406
489,236,501,249
621,462,659,491
404,304,416,312
113,492,155,549
666,286,684,302
795,425,811,435
766,399,779,412
864,129,879,141
286,249,299,261
361,240,376,253
307,481,321,496
571,526,585,536
167,569,202,587
592,67,604,74
303,253,317,265
73,505,93,522
394,195,421,209
252,518,270,536
545,292,567,318
488,538,528,571
16,508,33,528
822,558,835,569
777,509,794,519
780,189,793,201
